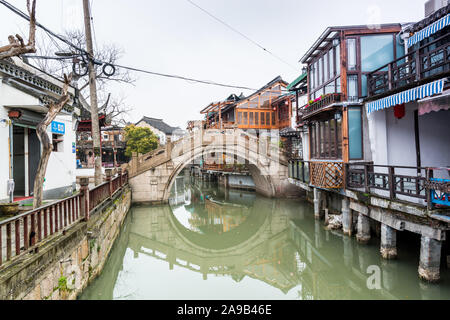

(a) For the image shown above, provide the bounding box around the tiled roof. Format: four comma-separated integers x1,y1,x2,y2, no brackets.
137,116,179,135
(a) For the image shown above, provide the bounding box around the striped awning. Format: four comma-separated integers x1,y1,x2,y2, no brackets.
367,79,446,114
408,14,450,48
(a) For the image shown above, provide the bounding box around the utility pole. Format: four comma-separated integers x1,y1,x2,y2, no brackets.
83,0,102,186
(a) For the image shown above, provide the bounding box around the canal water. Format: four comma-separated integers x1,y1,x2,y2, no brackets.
79,175,450,300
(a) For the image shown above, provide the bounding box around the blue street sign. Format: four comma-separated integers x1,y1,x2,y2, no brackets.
51,121,65,135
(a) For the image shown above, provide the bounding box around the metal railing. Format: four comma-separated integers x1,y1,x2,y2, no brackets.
288,159,310,184
367,33,450,98
0,169,129,268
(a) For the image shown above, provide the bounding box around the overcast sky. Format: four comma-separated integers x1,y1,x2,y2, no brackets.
1,0,427,129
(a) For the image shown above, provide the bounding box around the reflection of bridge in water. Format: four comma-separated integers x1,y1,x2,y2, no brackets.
83,182,446,300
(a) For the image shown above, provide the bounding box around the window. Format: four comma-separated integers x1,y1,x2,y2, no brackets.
360,34,394,72
347,38,357,71
261,112,265,125
310,117,343,159
329,49,334,79
255,112,259,125
361,74,368,97
324,52,329,82
336,43,341,75
315,61,319,88
102,134,109,141
347,75,358,100
243,112,248,125
249,112,254,125
238,112,242,124
319,57,323,85
52,134,64,152
266,113,270,126
271,112,275,126
310,66,315,90
348,107,363,159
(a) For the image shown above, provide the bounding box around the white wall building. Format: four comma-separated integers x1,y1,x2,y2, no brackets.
136,116,185,145
0,57,78,202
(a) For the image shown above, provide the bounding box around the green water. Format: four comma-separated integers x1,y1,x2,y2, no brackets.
79,178,450,300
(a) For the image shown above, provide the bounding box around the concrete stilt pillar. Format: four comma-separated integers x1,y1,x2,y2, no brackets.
341,198,352,236
418,236,442,283
380,224,397,260
313,188,322,220
356,213,371,244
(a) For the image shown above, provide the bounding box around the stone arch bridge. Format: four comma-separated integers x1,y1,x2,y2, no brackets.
124,129,302,204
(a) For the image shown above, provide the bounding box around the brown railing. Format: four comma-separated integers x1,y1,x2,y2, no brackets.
346,163,429,203
0,169,128,268
301,93,342,118
289,160,343,189
367,33,450,98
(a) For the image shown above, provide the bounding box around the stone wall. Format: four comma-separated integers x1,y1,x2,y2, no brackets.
0,187,131,300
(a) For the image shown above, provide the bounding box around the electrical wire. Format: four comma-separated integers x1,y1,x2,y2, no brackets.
1,0,293,93
113,63,257,91
185,0,299,72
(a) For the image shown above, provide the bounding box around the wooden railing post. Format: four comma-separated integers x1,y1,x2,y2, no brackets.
426,168,434,211
118,168,123,187
106,169,113,198
364,164,369,193
388,166,396,200
80,177,90,221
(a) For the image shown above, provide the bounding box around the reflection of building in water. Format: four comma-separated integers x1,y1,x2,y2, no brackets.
188,199,249,233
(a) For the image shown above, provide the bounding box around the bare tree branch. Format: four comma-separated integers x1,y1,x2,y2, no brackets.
33,73,73,209
0,0,37,59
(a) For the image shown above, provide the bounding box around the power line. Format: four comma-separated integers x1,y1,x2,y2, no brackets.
2,0,290,93
112,64,257,91
185,0,299,72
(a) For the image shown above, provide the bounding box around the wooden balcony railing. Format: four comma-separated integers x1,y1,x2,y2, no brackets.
346,163,450,208
289,160,343,189
367,33,450,99
0,169,128,268
301,93,342,118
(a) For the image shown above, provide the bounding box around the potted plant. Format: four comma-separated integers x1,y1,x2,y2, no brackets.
0,202,20,217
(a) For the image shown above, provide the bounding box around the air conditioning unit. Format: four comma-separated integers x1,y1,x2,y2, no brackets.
425,0,449,17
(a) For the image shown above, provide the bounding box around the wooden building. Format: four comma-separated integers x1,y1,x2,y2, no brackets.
295,24,404,189
201,76,294,132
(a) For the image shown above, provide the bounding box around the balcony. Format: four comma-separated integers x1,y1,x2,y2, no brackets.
367,33,450,99
301,93,342,119
346,163,450,209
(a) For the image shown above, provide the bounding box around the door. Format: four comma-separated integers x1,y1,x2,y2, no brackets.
13,126,25,196
28,128,41,196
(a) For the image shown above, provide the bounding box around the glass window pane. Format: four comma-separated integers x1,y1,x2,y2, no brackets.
348,107,362,159
255,112,259,125
361,35,394,72
336,43,341,75
329,49,334,79
325,82,335,94
266,113,270,126
238,112,242,124
244,112,248,125
337,118,342,158
271,112,275,126
347,38,357,71
315,61,319,88
336,77,341,93
250,112,254,125
361,74,368,97
319,57,323,85
347,75,358,100
324,53,329,82
261,112,265,125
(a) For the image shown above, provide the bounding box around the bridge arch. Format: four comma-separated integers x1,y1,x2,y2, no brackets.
127,129,300,204
162,144,276,202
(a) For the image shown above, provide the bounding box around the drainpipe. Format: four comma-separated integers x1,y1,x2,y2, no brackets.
8,120,14,203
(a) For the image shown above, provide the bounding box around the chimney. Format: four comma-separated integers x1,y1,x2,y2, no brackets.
425,0,448,17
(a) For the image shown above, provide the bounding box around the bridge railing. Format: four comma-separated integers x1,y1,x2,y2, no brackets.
0,168,129,268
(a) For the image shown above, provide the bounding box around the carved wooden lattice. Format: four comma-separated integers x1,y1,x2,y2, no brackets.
310,162,344,189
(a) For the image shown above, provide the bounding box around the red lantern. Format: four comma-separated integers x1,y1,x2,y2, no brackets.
394,104,405,119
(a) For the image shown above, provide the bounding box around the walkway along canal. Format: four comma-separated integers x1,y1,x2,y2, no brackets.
79,175,450,300
0,169,130,300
